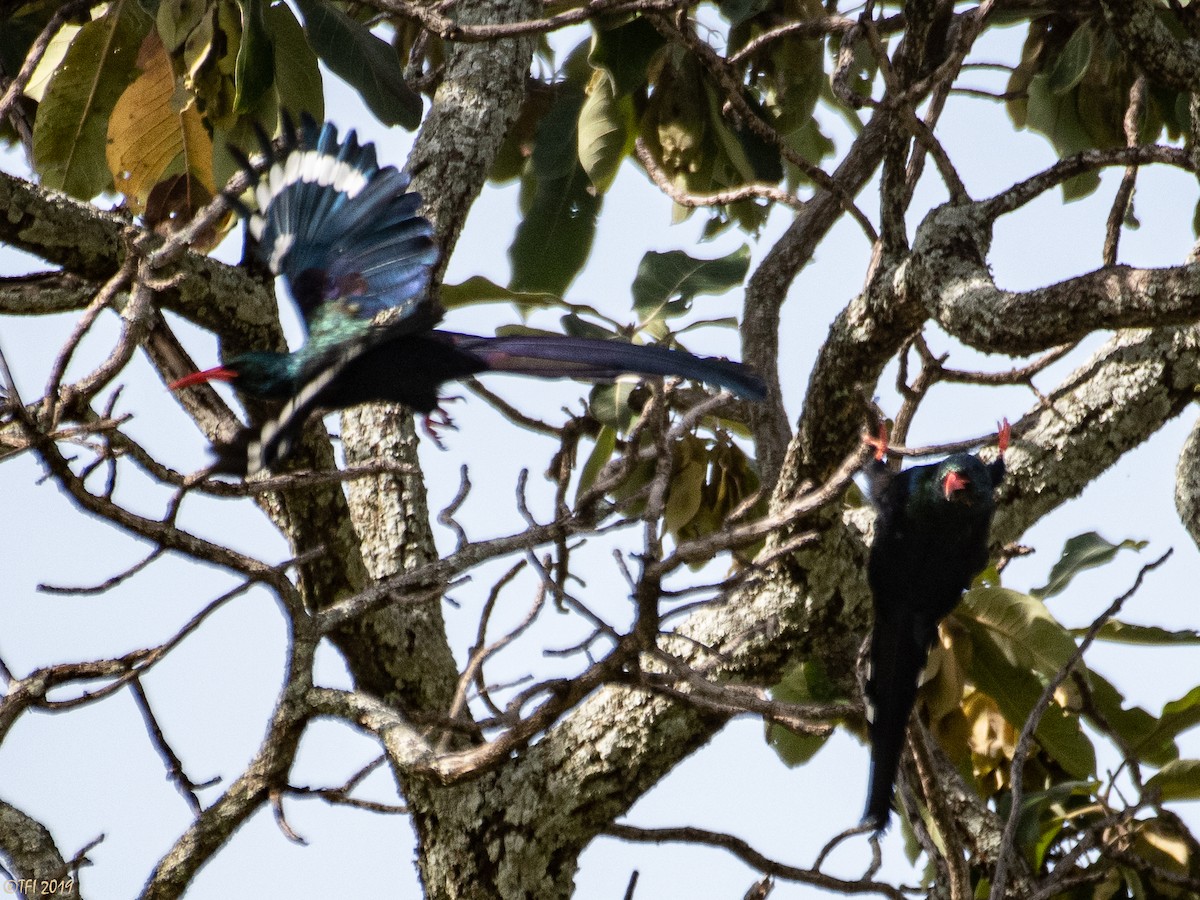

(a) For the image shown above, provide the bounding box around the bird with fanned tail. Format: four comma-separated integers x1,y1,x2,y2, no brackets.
172,114,765,475
860,419,1009,831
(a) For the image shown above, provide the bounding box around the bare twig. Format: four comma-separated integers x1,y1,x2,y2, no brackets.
607,823,909,899
441,559,537,750
130,677,215,815
634,138,803,211
438,464,472,550
39,548,164,595
981,145,1194,222
1103,77,1148,266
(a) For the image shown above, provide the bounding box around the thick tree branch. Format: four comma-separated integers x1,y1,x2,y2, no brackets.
744,113,893,487
0,171,277,349
1174,415,1200,551
0,272,96,315
473,315,1200,898
0,799,82,898
327,0,540,736
1099,0,1200,94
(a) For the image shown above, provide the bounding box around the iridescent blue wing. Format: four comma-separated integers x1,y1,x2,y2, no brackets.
227,113,439,330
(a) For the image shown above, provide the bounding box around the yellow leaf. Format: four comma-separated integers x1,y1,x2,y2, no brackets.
108,31,214,212
25,22,82,102
1137,820,1190,870
922,628,967,729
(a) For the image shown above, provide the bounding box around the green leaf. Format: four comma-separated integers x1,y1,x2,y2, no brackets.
589,381,637,431
33,0,152,198
1046,25,1093,96
576,425,617,501
1085,670,1176,767
577,68,632,194
674,316,739,334
718,0,772,29
664,457,707,537
157,0,208,53
961,586,1079,678
765,660,841,767
293,0,420,129
1085,620,1200,646
962,619,1096,779
703,84,783,184
178,5,227,128
765,723,830,768
560,313,615,341
1139,686,1200,751
1017,72,1101,200
490,83,555,184
1032,532,1148,599
442,276,566,312
267,1,323,121
23,19,81,103
631,245,750,325
588,16,663,95
1145,759,1200,802
701,82,756,187
233,0,274,114
509,79,601,295
756,19,824,137
783,117,835,181
993,781,1096,869
212,109,276,190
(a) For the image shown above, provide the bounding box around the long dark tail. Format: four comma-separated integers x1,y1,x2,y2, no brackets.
863,614,932,831
445,332,767,401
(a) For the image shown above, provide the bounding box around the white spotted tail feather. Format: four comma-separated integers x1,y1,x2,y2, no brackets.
225,112,439,328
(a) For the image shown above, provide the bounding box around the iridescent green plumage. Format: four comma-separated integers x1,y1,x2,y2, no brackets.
861,424,1008,830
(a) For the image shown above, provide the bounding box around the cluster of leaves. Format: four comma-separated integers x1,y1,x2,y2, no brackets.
772,532,1200,894
445,242,762,549
4,0,419,232
1007,8,1191,201
7,0,1196,276
499,1,835,296
3,0,835,273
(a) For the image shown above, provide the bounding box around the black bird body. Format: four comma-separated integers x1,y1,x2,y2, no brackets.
862,426,1007,830
174,114,765,475
184,330,766,475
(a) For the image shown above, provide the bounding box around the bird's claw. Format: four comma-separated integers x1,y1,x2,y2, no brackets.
997,418,1011,454
422,403,461,450
863,423,889,462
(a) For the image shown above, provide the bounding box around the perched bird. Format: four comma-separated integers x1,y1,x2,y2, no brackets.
860,420,1009,831
173,114,765,475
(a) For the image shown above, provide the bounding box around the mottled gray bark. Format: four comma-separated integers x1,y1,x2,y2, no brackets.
323,2,543,897
331,0,539,725
0,799,81,899
1099,0,1200,94
1176,415,1200,551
